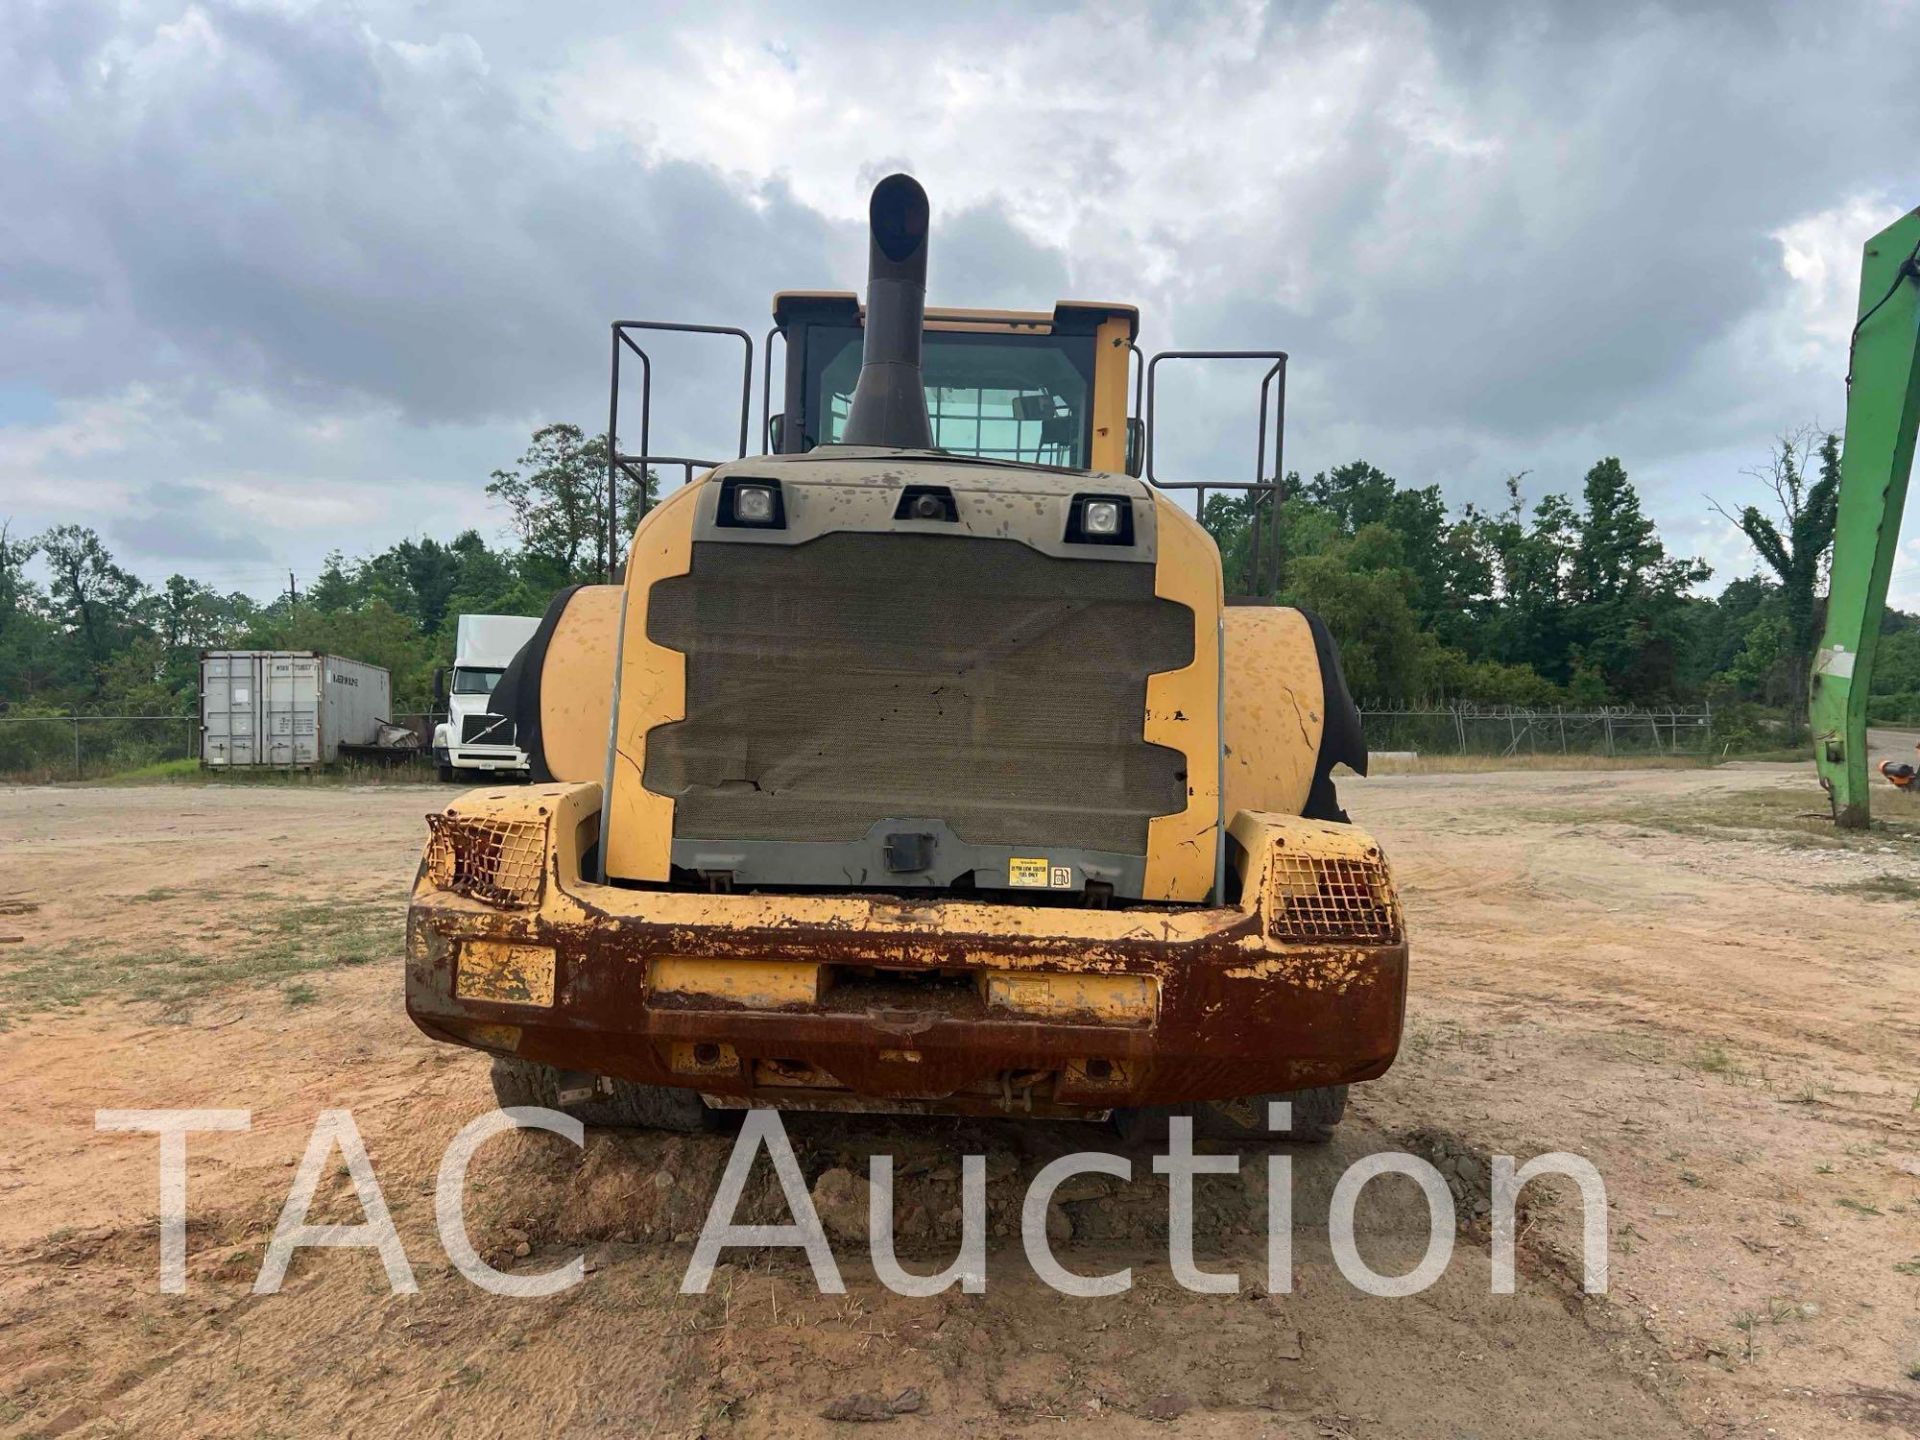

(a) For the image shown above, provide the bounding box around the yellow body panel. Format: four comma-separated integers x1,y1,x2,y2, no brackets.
605,480,702,881
539,585,623,783
1142,493,1225,902
649,957,825,1008
1088,315,1133,474
1222,607,1324,818
981,971,1160,1024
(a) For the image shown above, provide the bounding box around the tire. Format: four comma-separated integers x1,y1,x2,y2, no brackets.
489,1057,714,1132
437,762,456,783
1114,1084,1348,1146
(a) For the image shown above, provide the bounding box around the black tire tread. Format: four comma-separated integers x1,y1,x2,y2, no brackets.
489,1057,711,1132
1115,1084,1348,1145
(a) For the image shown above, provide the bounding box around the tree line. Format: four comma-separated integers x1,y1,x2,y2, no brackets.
2,422,1916,734
0,423,640,717
1201,432,1918,733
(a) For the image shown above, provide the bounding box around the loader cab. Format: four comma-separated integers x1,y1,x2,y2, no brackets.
770,293,1142,474
606,285,1289,596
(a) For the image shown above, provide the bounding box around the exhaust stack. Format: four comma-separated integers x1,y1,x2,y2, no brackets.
840,174,933,450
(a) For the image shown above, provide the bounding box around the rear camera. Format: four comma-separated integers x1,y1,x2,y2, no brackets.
1083,500,1122,537
909,493,947,521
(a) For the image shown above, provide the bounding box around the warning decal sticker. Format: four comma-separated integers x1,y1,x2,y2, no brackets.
1009,858,1074,889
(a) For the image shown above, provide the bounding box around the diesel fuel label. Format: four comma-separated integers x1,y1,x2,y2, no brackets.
1009,858,1073,889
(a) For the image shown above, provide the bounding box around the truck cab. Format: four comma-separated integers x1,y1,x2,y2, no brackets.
432,614,541,782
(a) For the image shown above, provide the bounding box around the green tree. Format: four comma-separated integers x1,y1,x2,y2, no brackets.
306,551,363,613
1476,478,1580,684
486,424,649,587
284,599,439,710
1566,459,1710,702
0,523,37,641
1280,526,1445,702
1711,428,1841,735
37,525,148,694
0,523,58,708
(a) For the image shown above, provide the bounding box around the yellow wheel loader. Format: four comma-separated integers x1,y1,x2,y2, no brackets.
405,175,1407,1142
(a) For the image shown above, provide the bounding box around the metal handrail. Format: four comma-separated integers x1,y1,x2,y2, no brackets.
605,321,754,578
761,325,783,454
1143,350,1288,597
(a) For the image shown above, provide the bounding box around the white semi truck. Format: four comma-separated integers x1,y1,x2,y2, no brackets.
432,613,541,782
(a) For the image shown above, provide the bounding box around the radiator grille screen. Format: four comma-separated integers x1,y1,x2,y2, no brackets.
643,534,1192,854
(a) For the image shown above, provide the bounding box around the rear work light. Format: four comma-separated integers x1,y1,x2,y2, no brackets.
718,477,786,529
1065,493,1135,546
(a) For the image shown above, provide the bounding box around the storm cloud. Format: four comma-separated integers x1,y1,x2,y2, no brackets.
1,0,1916,600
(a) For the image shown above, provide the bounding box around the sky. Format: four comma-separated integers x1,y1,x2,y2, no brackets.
3,0,1918,607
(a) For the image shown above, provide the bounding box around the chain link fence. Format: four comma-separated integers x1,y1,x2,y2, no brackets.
1,704,1714,781
0,712,447,782
0,715,200,781
1358,705,1714,758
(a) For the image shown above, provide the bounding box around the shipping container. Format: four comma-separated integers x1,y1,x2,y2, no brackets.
200,651,393,768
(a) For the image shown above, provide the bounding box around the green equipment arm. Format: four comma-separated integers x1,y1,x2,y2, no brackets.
1810,206,1920,828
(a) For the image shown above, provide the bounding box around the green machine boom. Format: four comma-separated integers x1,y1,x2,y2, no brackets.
1811,206,1920,828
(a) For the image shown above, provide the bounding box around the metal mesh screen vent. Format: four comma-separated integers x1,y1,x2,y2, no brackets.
1270,853,1401,943
426,813,546,908
643,534,1192,855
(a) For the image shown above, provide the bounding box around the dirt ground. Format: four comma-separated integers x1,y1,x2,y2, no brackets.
2,740,1917,1439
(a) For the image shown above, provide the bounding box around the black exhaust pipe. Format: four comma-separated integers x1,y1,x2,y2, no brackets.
840,173,933,450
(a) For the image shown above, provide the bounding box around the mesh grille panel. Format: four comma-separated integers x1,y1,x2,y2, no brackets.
644,534,1192,854
1270,853,1402,943
425,813,546,908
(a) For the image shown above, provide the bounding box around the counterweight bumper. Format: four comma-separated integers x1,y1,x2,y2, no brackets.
405,784,1408,1115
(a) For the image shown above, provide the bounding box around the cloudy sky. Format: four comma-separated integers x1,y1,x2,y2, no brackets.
3,0,1917,606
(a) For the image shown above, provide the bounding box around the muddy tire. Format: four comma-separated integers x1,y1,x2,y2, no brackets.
1114,1084,1348,1146
489,1057,715,1132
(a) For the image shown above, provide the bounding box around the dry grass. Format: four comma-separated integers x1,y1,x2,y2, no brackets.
1826,873,1920,902
1354,753,1716,776
0,892,401,1024
1518,784,1920,852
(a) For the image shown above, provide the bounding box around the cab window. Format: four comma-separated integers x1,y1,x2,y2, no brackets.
806,328,1097,467
451,667,505,695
